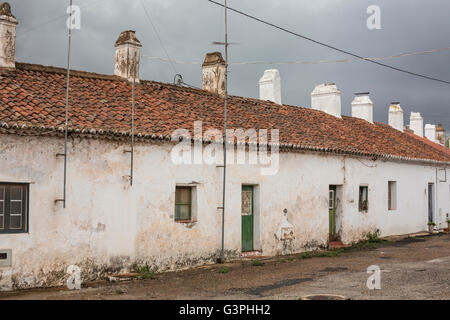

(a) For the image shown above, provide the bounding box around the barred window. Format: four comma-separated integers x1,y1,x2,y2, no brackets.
0,183,28,234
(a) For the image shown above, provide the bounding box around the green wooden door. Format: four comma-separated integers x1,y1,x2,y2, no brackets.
241,186,254,252
329,186,336,240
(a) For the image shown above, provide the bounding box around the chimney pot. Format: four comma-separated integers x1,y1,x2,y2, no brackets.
0,2,18,69
202,52,226,96
425,124,437,143
259,69,281,104
351,92,373,123
388,102,404,132
114,30,141,82
311,83,342,118
436,123,445,145
409,112,424,137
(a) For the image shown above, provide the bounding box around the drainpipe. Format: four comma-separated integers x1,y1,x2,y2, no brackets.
435,167,438,228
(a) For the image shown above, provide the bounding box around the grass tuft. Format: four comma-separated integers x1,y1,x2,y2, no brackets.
252,259,264,267
131,264,157,280
217,267,229,274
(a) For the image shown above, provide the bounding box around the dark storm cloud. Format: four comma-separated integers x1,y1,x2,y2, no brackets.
9,0,450,131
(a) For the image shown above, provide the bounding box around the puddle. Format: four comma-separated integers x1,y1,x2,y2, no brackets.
227,278,313,296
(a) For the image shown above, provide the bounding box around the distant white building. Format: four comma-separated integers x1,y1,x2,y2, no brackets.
0,3,449,290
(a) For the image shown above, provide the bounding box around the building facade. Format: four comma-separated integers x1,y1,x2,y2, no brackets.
0,3,449,290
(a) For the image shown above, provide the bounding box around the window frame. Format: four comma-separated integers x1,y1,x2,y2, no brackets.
358,185,369,213
0,183,29,234
174,186,193,222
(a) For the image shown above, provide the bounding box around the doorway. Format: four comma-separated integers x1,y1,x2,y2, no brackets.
428,183,434,223
329,185,337,241
241,186,254,252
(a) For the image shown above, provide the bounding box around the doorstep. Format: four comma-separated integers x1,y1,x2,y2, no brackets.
329,241,348,249
241,250,267,259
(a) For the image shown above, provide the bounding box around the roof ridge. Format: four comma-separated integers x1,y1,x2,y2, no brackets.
14,62,121,81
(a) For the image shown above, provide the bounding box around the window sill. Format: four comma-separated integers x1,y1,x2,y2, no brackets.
175,220,197,224
0,231,29,235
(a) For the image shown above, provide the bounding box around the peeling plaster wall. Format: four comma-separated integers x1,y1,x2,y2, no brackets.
0,133,448,289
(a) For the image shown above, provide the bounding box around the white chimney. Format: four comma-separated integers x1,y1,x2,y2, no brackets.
114,30,142,83
259,69,281,104
425,124,437,142
0,2,18,69
388,102,404,132
409,112,424,137
202,52,226,96
351,93,373,123
311,83,341,118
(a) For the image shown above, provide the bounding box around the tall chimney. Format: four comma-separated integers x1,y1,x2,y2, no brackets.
114,30,141,82
388,102,404,132
351,92,373,123
259,69,281,104
202,52,226,96
311,83,341,118
436,124,445,145
425,124,437,142
409,112,424,137
0,2,18,69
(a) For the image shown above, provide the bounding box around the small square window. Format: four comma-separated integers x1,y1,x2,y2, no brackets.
175,187,192,222
359,186,369,212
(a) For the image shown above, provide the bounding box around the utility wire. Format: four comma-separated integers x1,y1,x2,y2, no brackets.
207,0,450,85
142,45,450,66
140,0,178,76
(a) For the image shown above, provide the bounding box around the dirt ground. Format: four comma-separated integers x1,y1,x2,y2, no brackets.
1,233,449,300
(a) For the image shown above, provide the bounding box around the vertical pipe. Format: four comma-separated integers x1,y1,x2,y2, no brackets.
131,52,137,186
63,0,73,208
220,0,228,262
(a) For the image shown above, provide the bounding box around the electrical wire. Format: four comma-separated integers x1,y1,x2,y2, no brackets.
142,45,450,66
140,0,178,76
207,0,450,85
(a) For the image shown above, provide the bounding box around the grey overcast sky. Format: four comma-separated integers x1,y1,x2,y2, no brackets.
8,0,450,131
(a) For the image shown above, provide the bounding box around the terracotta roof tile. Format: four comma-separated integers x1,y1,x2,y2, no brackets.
0,62,449,163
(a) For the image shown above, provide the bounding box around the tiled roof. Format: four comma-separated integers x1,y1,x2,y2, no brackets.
0,62,449,164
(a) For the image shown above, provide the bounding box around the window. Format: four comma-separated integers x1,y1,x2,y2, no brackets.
175,187,192,222
388,181,397,210
0,183,28,234
358,186,369,212
329,189,335,210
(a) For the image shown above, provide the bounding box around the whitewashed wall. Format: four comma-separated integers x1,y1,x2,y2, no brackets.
0,133,448,289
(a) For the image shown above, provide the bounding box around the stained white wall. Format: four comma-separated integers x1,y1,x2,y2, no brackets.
0,133,448,290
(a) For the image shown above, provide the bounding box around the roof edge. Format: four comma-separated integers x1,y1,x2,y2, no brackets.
1,124,449,166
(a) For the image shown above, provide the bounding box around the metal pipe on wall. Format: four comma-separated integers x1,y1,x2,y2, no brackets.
56,0,72,208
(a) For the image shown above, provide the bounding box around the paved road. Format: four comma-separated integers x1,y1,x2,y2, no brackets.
1,233,449,300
